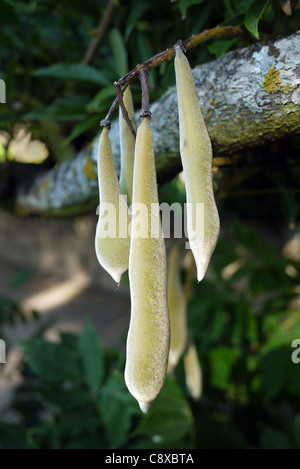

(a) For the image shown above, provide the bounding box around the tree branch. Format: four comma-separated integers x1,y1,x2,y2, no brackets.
102,25,250,128
14,30,300,215
114,25,251,91
113,82,136,138
82,0,117,65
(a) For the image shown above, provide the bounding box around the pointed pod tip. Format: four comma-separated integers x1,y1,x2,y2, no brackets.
194,253,212,283
197,273,204,283
196,264,205,283
139,401,152,414
112,272,122,284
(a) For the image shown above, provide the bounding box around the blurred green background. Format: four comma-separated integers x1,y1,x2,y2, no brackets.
0,0,300,449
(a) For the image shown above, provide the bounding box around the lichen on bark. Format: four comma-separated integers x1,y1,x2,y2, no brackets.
261,66,281,94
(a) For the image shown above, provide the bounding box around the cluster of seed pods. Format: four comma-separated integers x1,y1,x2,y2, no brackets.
95,45,219,411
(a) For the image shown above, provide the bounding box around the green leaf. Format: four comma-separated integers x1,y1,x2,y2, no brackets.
246,308,259,345
25,95,90,122
178,0,205,17
23,339,82,384
208,38,239,58
78,317,104,392
55,408,100,437
244,0,270,38
260,347,291,400
125,1,150,40
134,375,194,447
136,31,155,89
210,347,241,390
99,370,139,448
210,305,226,342
40,386,90,411
50,94,90,110
26,111,86,122
86,86,116,112
221,13,245,26
59,333,78,350
64,115,100,144
33,63,110,85
109,28,128,76
27,421,59,449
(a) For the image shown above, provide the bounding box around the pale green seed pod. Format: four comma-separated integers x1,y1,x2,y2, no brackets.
119,86,136,206
184,343,202,400
167,245,188,373
95,127,130,283
174,46,220,282
125,117,170,414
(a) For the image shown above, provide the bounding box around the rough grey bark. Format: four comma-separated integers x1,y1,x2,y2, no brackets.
17,31,300,215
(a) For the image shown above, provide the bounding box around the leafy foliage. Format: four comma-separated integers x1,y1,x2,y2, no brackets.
0,0,299,151
0,268,38,338
1,217,300,449
0,322,194,449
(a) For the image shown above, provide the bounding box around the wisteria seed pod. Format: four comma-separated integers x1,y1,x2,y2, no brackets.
119,86,136,206
95,127,130,283
125,117,170,413
174,46,220,282
184,343,203,400
167,245,188,373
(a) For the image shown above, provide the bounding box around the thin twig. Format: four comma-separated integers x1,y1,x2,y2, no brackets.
114,82,136,138
183,25,252,50
82,0,117,65
117,25,251,87
139,69,151,118
103,25,251,126
100,97,118,128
